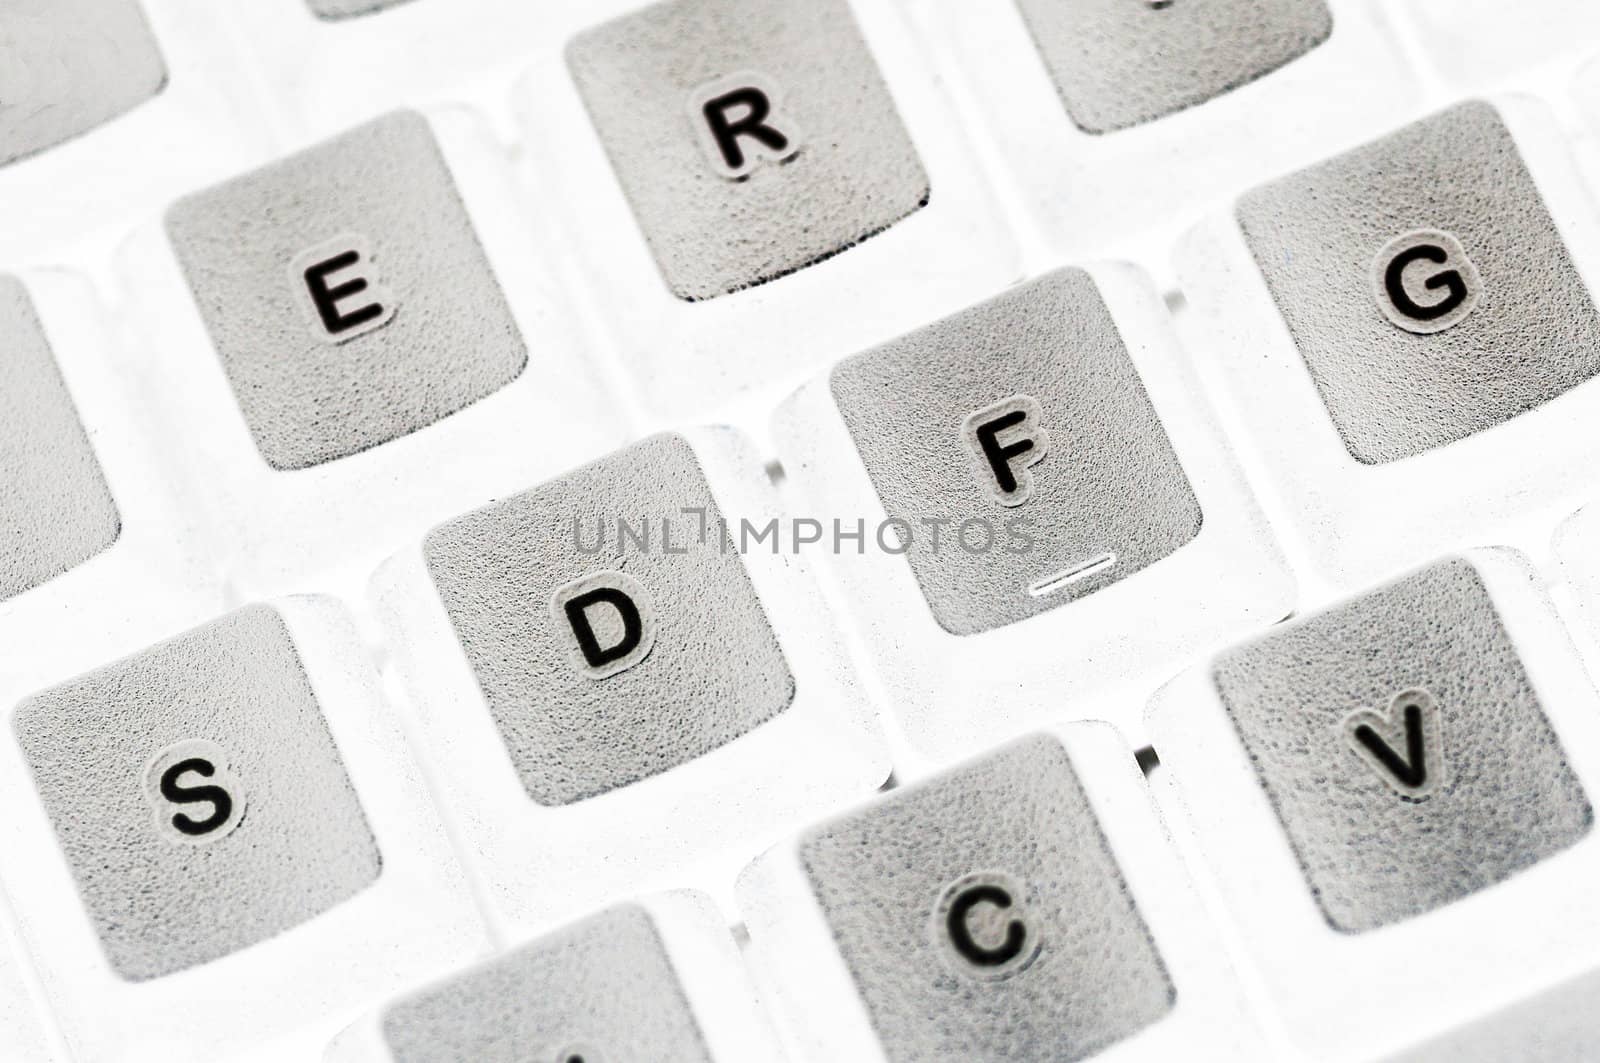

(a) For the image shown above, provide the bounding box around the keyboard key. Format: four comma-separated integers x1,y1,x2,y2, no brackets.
166,110,527,471
774,264,1291,751
1176,94,1600,580
802,735,1171,1060
740,725,1268,1061
1149,548,1600,1059
15,605,378,979
373,427,885,933
1015,0,1331,133
0,597,486,1061
1237,100,1600,465
831,268,1200,636
514,0,1015,416
905,0,1417,262
130,105,618,596
425,432,793,805
307,0,415,19
330,892,781,1062
0,276,119,603
0,0,166,166
1215,556,1589,931
566,0,928,301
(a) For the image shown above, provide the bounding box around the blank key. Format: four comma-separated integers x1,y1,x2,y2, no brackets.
0,276,120,602
1213,556,1592,932
1015,0,1331,133
0,0,167,166
380,904,712,1063
166,111,527,470
567,0,930,301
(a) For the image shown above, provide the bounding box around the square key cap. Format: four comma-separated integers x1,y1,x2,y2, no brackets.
166,111,527,470
1213,556,1592,933
1237,100,1600,465
379,903,712,1062
830,268,1202,636
424,432,795,805
1014,0,1331,133
798,734,1175,1062
0,276,120,602
13,605,381,980
566,0,930,301
0,0,167,166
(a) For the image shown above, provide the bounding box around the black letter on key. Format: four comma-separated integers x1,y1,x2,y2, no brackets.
975,412,1034,497
946,883,1027,968
159,758,235,838
1383,244,1468,323
565,587,645,671
702,87,790,173
304,250,385,336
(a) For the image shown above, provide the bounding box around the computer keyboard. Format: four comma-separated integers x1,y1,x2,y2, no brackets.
7,1,1600,1061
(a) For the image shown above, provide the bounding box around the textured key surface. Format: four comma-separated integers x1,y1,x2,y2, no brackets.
1015,0,1330,133
425,433,795,805
166,111,526,470
1213,557,1592,933
799,734,1174,1063
567,0,929,301
1237,101,1600,464
381,904,711,1063
0,277,120,601
307,0,416,18
0,0,166,166
830,269,1202,636
13,605,381,980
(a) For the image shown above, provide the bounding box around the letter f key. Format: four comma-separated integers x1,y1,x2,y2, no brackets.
962,394,1051,507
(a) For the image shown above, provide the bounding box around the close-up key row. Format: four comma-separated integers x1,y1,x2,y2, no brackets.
2,0,1600,1061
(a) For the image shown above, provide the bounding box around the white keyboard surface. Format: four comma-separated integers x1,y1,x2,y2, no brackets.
4,1,1600,1060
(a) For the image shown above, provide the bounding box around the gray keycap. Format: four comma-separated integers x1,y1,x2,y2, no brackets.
799,734,1174,1063
380,903,712,1063
307,0,416,19
566,0,930,301
830,268,1202,636
1237,100,1600,465
1015,0,1330,134
424,433,795,806
166,111,526,470
13,605,381,980
1212,556,1592,934
0,276,120,602
0,0,167,166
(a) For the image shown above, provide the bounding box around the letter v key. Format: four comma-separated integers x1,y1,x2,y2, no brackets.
1341,688,1445,800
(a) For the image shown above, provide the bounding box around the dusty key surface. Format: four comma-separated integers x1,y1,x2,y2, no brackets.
13,605,381,980
424,433,795,805
567,0,929,300
830,268,1202,635
1213,556,1592,932
1015,0,1331,133
0,276,120,602
798,734,1174,1062
167,111,526,470
0,0,167,166
1237,101,1600,464
380,904,712,1063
